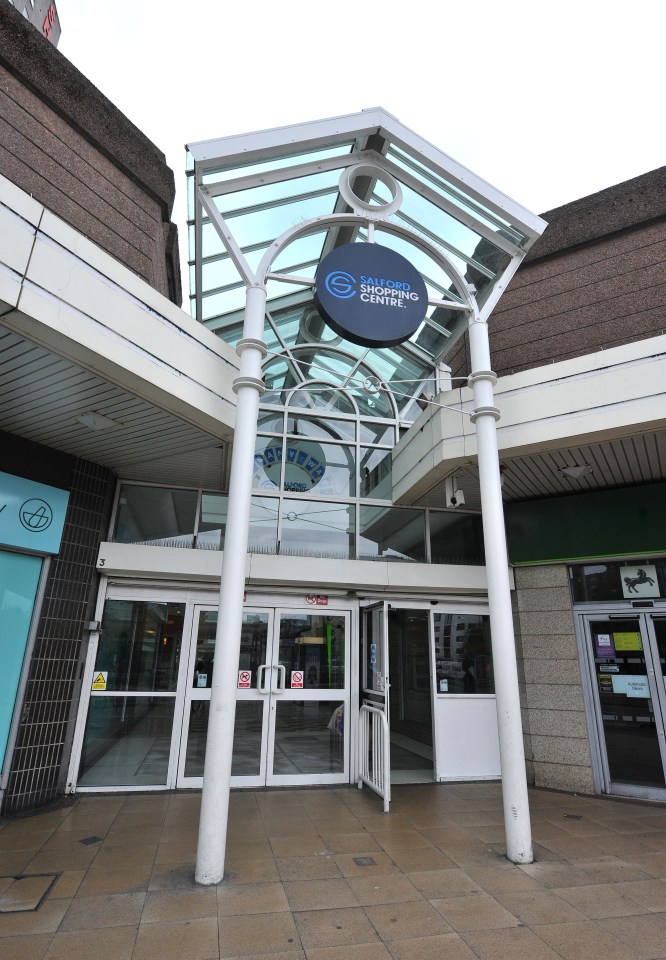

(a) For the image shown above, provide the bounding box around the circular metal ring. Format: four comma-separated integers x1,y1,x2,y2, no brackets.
338,163,403,218
363,375,384,394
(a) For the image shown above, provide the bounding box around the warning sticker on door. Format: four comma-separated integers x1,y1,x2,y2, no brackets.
291,670,304,688
92,671,108,691
238,670,252,689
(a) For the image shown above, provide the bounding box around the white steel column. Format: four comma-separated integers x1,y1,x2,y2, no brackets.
468,314,533,865
195,283,267,885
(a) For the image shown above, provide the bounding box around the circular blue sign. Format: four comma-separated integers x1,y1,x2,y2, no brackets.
314,243,428,347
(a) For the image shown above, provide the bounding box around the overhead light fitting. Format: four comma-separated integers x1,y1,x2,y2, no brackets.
559,464,593,480
76,411,122,432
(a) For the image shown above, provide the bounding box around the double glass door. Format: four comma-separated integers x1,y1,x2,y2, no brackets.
583,613,666,798
178,606,348,787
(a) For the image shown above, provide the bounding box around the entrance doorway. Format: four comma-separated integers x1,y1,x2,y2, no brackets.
388,608,434,782
582,613,666,800
360,603,434,798
178,606,349,787
74,596,349,791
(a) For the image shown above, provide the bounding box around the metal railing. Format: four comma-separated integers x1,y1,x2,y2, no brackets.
358,702,390,812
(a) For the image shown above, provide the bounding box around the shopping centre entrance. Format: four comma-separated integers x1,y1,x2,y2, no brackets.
73,593,351,792
69,589,498,796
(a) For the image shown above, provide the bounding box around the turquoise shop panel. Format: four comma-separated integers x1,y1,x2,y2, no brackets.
0,471,69,555
0,550,42,769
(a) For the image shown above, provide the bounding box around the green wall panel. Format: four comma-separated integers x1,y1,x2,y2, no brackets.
505,482,666,565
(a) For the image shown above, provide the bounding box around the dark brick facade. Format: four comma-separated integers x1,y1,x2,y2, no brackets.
490,167,666,375
450,167,666,379
0,1,181,305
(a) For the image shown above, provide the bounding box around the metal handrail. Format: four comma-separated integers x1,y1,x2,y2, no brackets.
358,703,390,813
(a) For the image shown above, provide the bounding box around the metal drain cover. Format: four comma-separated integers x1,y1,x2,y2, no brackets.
0,873,59,913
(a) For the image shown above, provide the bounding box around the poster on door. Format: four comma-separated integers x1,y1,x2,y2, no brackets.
238,670,252,689
291,670,304,688
595,633,615,658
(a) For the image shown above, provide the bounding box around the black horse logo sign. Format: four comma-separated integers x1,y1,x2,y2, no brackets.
623,568,656,594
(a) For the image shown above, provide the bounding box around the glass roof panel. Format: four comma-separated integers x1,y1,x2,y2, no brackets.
386,145,527,247
214,169,342,217
188,110,546,421
211,191,338,250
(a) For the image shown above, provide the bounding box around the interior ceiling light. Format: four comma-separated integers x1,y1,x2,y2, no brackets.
559,464,593,479
76,411,122,432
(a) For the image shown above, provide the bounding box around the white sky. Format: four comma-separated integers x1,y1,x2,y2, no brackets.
57,0,663,294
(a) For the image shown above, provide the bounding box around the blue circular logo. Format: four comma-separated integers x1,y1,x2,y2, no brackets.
325,270,357,299
314,243,427,348
20,498,53,532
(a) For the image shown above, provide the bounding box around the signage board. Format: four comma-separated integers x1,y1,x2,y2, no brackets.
314,242,428,347
0,471,70,554
620,564,659,599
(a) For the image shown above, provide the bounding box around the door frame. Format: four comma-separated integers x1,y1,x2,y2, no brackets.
577,606,666,801
359,599,439,785
177,603,352,788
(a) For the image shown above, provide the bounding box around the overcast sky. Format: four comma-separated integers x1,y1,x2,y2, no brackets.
57,0,663,292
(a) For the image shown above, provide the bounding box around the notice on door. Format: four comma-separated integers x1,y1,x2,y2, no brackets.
595,633,616,658
291,670,304,688
611,675,650,697
91,671,108,691
613,632,643,651
238,670,251,689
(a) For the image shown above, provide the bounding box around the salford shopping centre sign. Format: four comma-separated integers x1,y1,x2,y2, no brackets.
314,242,427,347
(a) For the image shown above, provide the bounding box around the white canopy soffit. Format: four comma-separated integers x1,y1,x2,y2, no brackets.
186,108,547,416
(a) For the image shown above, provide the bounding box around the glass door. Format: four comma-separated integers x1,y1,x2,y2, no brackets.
177,606,349,787
584,614,666,798
178,607,273,787
78,600,186,788
268,609,348,785
387,608,434,782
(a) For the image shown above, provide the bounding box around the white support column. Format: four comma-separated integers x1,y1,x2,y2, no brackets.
468,315,533,865
195,283,267,886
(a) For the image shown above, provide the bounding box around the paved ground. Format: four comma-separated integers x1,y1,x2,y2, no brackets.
1,781,666,959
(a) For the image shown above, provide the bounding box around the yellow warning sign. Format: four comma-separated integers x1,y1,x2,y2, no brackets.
92,671,108,691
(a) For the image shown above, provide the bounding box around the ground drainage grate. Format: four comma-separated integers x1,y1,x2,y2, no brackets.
0,873,60,913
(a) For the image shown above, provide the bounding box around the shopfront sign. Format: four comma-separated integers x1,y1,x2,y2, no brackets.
0,471,69,554
620,564,659,599
314,242,428,347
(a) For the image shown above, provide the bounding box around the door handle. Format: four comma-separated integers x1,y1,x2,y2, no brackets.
275,664,286,693
258,664,270,694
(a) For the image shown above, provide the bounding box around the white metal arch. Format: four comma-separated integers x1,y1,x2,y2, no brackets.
194,160,534,886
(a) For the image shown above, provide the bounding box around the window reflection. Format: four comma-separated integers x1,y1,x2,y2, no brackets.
433,614,494,695
114,485,197,547
97,601,184,692
359,506,425,562
281,499,354,559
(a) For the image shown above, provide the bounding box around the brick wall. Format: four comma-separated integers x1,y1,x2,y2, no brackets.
487,169,666,378
0,1,181,304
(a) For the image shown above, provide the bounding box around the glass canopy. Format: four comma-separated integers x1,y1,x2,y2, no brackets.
187,109,546,420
